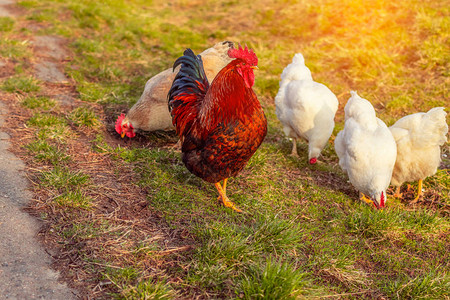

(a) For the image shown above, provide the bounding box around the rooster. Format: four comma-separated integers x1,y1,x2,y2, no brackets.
168,45,267,212
334,91,397,209
115,41,234,138
389,107,448,202
275,53,338,164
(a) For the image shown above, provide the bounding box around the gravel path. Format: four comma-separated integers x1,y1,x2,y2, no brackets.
0,0,77,298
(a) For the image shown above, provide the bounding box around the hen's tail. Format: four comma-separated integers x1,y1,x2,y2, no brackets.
414,107,448,148
168,48,210,137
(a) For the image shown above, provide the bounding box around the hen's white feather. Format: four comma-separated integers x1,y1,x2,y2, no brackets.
275,53,338,161
389,107,448,187
335,91,397,204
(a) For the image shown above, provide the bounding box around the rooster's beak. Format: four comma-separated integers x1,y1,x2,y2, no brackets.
251,66,259,70
121,132,126,138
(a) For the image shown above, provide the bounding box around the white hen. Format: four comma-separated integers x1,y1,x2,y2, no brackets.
275,53,338,164
115,41,234,138
335,91,397,209
389,107,448,202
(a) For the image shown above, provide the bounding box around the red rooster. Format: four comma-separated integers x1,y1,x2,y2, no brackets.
168,45,267,212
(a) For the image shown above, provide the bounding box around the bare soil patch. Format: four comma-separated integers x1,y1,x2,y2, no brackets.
32,35,70,83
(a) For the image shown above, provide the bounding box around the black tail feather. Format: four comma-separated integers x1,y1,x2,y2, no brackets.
168,48,210,136
168,49,209,112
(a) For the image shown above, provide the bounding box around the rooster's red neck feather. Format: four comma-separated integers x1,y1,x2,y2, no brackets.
198,59,259,135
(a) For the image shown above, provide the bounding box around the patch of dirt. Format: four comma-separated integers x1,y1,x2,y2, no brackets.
53,94,77,109
32,35,69,61
390,183,450,215
0,59,15,79
31,35,70,83
310,167,358,199
34,60,68,83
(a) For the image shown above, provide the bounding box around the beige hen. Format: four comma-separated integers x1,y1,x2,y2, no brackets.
115,41,234,138
389,107,448,202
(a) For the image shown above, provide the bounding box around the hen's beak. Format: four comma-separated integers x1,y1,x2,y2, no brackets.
371,197,381,209
361,193,381,209
121,132,126,138
251,66,259,70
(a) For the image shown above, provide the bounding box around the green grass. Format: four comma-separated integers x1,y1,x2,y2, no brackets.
54,190,93,209
1,75,40,93
26,139,70,165
17,0,39,8
0,38,30,58
35,126,73,143
0,17,15,32
27,113,66,127
21,96,56,110
4,0,449,298
60,219,110,240
122,279,178,300
240,258,308,299
40,167,90,191
68,106,100,128
383,271,450,299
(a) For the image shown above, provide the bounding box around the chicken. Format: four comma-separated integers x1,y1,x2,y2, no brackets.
334,91,397,209
168,45,267,212
115,41,234,138
389,107,448,202
275,53,338,164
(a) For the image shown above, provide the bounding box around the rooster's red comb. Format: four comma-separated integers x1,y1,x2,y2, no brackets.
115,113,126,134
228,44,258,66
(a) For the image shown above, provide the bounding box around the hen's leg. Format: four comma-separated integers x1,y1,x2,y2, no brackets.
215,180,242,213
411,180,423,204
290,138,298,157
393,186,403,198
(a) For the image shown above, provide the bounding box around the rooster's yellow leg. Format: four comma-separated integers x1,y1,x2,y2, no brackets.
360,193,374,206
393,186,403,199
222,178,227,194
411,180,423,204
214,181,242,213
215,178,228,203
216,179,227,199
